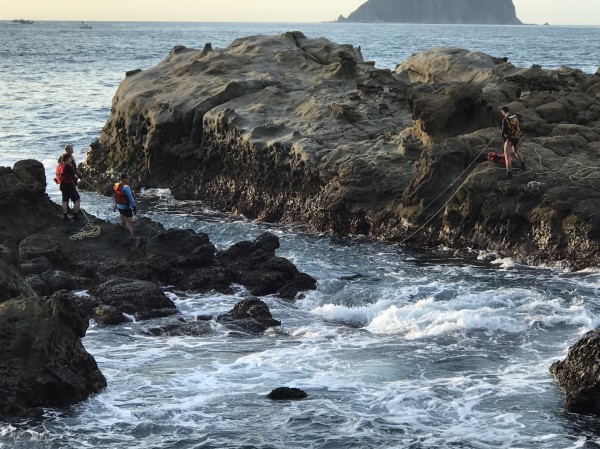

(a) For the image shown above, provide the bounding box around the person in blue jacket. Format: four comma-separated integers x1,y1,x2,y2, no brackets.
113,173,137,236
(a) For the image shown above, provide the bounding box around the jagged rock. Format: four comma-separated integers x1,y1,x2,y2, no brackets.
216,297,281,334
144,319,213,337
76,34,600,269
0,292,106,419
338,0,522,24
92,304,131,325
217,232,317,298
551,328,600,414
267,387,308,400
0,259,36,303
18,234,60,262
145,228,215,267
88,278,177,322
19,256,52,275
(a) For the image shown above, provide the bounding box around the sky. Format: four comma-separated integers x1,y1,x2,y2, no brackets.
3,0,600,25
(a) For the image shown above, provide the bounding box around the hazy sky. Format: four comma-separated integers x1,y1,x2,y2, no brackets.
3,0,600,25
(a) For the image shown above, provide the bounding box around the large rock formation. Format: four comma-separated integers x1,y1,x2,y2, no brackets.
337,0,522,24
0,292,106,420
551,328,600,415
79,33,600,270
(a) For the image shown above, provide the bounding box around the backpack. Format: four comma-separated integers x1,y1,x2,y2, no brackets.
505,114,522,139
113,182,130,205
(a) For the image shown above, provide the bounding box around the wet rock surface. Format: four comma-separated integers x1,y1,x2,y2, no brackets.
551,328,600,415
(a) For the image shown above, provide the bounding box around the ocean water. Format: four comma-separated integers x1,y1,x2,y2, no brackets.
2,20,600,449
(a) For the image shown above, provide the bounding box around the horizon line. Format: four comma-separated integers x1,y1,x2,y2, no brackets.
3,19,600,26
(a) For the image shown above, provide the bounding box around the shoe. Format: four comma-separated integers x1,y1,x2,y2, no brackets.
62,215,70,221
72,214,84,221
505,171,513,180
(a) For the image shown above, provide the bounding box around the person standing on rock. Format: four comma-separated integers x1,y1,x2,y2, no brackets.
62,144,78,214
55,155,82,221
113,173,137,236
500,106,525,180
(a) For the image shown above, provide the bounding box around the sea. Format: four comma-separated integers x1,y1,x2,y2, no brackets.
1,20,600,449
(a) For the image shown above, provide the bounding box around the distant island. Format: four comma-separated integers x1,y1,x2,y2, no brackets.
338,0,522,24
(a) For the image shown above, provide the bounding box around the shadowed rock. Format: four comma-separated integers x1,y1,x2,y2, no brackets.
267,387,308,400
551,328,600,415
0,292,106,419
217,297,281,334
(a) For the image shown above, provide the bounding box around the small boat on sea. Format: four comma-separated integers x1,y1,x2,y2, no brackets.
12,19,34,24
80,21,92,29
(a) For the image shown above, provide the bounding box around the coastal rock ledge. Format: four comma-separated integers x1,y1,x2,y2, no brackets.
80,33,600,270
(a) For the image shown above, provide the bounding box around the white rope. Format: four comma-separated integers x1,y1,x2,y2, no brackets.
69,210,102,240
399,133,500,244
531,138,600,182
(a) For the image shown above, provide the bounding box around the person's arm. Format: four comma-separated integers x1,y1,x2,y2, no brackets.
501,117,508,137
124,185,136,207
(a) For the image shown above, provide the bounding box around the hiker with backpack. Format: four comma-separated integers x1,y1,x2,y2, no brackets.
500,106,525,180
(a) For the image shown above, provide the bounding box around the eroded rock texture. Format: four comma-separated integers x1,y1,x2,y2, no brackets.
551,328,600,415
79,34,600,269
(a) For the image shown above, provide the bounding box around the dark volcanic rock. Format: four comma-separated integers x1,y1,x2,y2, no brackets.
0,292,106,419
0,159,317,420
267,386,308,400
338,0,522,24
551,328,600,415
88,278,177,322
217,297,281,334
218,232,317,299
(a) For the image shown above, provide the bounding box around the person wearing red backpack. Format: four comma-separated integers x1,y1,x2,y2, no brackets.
500,106,525,180
55,154,82,221
113,173,137,236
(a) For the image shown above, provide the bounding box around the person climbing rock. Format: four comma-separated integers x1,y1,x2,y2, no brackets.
500,106,525,179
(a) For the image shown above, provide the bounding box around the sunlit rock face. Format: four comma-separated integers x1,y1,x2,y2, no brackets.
80,33,600,269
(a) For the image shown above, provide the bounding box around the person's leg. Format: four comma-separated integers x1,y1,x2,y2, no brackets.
71,188,83,220
61,187,70,220
503,139,513,177
513,143,525,168
123,216,133,236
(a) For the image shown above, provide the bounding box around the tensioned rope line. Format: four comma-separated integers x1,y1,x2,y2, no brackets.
399,132,500,245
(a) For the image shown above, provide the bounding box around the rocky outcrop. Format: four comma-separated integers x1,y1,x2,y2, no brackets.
338,0,522,24
267,387,308,400
0,160,316,304
551,328,600,415
0,159,317,418
217,297,281,334
78,33,600,270
0,292,106,419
